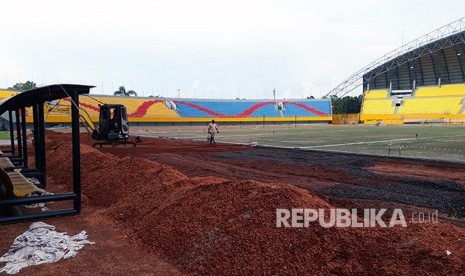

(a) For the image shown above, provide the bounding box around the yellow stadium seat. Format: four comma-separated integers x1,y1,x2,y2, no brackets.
364,89,389,99
361,84,465,124
361,99,395,114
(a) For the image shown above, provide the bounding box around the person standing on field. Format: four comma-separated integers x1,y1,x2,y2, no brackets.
207,119,219,145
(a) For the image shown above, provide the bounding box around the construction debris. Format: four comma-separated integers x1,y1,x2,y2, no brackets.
0,222,94,274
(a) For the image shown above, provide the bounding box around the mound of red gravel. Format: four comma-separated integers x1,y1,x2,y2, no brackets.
104,178,465,275
46,139,187,207
44,132,465,275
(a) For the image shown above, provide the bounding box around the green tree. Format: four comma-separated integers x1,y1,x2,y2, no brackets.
9,81,37,91
114,86,137,96
331,95,363,114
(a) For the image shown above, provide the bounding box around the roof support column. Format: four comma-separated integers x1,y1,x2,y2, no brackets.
15,109,22,159
456,46,465,82
21,107,28,168
440,49,451,84
32,102,46,185
418,58,425,86
71,90,81,213
8,110,15,155
430,53,439,85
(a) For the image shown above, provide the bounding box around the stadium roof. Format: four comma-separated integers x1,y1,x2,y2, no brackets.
0,84,93,114
326,17,465,97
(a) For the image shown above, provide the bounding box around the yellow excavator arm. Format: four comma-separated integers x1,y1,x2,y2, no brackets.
43,101,97,134
78,108,97,136
44,101,71,118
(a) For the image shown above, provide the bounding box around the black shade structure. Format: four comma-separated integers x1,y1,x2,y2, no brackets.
0,84,94,224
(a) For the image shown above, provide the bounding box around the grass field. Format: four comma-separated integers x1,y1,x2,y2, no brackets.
0,131,11,140
137,124,465,162
2,124,463,162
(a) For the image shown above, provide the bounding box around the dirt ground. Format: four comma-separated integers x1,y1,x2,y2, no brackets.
1,132,465,275
99,139,465,219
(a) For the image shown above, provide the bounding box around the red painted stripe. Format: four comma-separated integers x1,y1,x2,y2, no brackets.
63,98,164,117
62,98,100,112
237,101,275,116
176,101,224,116
129,100,162,117
176,100,328,117
60,98,328,117
284,101,328,116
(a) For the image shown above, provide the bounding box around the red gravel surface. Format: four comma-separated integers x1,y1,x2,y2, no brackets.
1,131,465,275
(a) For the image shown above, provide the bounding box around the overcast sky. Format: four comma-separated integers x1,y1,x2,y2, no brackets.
1,0,465,99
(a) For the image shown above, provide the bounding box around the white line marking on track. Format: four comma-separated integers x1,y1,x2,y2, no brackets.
298,134,465,149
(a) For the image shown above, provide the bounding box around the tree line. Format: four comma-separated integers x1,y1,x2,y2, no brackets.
8,81,37,91
330,95,363,114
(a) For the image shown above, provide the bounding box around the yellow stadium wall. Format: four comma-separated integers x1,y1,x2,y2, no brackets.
0,90,19,99
332,114,359,125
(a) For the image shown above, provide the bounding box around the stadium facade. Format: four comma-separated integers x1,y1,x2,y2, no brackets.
0,90,332,125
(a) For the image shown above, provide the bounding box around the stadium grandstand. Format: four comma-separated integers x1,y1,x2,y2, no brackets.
0,89,332,125
326,17,465,125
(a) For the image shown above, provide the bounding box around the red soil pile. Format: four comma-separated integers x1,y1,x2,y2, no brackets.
44,132,465,275
46,136,186,207
105,179,465,275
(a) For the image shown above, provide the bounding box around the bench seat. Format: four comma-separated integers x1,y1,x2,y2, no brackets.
0,157,14,171
0,169,45,197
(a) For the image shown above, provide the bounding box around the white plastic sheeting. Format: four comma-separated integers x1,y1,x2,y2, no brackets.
0,222,94,274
